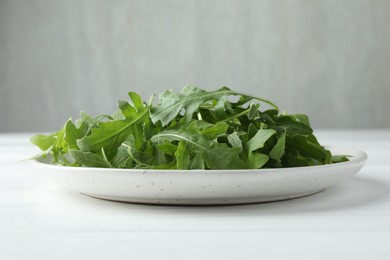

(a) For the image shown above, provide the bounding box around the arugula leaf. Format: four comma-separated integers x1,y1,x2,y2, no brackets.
283,148,311,167
31,85,347,169
200,122,228,139
190,152,205,169
156,141,177,157
150,86,232,126
331,155,350,163
151,126,247,169
111,145,133,168
150,86,278,127
286,135,330,163
247,153,269,169
175,141,191,170
64,119,88,149
31,134,56,151
227,132,243,151
245,129,276,157
77,93,148,159
77,119,142,159
204,143,248,169
30,127,70,165
69,149,113,168
244,128,275,169
269,132,286,160
276,116,313,135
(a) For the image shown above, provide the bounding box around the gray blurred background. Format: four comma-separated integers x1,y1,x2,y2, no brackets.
1,0,389,132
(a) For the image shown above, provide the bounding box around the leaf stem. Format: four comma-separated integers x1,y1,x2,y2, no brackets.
197,112,203,121
220,108,251,123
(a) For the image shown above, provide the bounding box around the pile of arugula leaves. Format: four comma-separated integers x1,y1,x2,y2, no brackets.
31,86,348,169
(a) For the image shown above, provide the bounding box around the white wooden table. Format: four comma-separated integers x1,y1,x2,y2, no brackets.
0,131,389,260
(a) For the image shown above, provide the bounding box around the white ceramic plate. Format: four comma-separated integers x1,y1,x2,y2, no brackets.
33,146,367,205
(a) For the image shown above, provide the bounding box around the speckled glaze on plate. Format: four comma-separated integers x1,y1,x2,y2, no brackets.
33,146,367,205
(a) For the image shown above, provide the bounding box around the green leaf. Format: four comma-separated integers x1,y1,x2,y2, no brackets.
150,86,231,126
331,155,350,163
111,109,126,120
175,141,191,170
247,153,269,169
151,86,278,127
276,116,313,135
143,116,157,141
244,128,275,169
247,123,258,139
30,85,342,170
131,124,144,150
77,112,113,134
248,103,260,120
286,135,328,162
245,129,276,155
128,92,144,110
190,152,205,169
291,114,310,126
147,140,169,166
259,110,278,125
118,100,137,118
283,148,311,167
204,143,248,169
30,134,56,151
151,127,248,169
227,132,243,151
214,95,228,119
269,132,286,160
122,141,153,166
150,162,177,170
37,121,72,165
64,119,88,149
111,145,133,168
77,102,148,159
156,141,178,157
200,122,228,139
69,149,113,168
118,92,145,119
